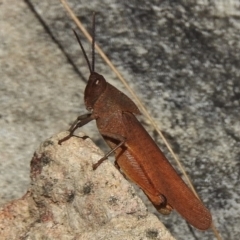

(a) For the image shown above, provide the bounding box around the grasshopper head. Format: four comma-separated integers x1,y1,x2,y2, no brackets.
84,72,107,111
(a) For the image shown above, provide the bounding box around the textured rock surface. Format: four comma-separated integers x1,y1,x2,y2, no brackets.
1,0,239,239
0,132,174,240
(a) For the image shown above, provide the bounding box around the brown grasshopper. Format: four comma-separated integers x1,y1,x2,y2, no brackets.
59,13,212,230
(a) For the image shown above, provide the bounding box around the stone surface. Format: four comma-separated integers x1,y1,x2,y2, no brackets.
1,0,240,239
0,132,174,240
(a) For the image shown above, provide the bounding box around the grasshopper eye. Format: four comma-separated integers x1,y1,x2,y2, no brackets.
95,79,100,85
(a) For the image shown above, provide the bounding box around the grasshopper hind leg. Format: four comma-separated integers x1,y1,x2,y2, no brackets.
154,202,173,215
145,191,173,215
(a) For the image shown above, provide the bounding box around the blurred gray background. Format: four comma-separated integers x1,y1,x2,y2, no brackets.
1,0,240,239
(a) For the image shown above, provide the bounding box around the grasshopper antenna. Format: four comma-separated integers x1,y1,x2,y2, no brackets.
92,12,96,72
73,30,92,73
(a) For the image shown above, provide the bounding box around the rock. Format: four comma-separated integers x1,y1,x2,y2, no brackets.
0,132,174,240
